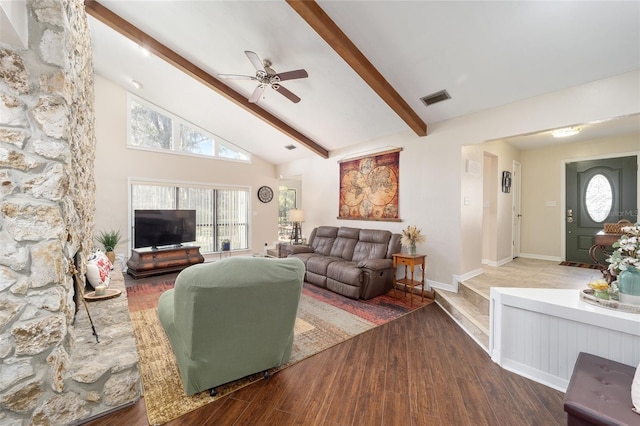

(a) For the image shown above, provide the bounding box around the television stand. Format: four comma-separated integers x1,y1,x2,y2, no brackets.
127,245,204,279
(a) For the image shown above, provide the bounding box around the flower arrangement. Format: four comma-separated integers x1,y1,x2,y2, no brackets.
400,225,425,248
588,278,610,299
606,222,640,274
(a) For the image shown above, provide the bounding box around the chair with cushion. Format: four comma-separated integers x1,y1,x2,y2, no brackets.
157,256,305,395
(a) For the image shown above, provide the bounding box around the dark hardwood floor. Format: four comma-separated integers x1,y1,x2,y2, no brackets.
85,299,566,426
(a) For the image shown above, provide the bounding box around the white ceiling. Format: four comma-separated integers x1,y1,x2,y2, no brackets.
89,1,640,164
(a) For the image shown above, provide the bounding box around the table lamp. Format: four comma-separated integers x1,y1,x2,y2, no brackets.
289,209,305,244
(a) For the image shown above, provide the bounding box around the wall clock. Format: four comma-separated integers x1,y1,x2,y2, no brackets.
257,186,274,203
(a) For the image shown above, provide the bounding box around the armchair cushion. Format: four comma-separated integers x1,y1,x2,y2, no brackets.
357,258,394,271
352,230,391,263
158,256,304,395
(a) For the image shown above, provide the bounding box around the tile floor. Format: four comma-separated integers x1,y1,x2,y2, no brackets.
462,257,605,298
434,257,608,350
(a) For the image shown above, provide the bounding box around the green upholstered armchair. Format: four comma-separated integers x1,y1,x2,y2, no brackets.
157,256,305,396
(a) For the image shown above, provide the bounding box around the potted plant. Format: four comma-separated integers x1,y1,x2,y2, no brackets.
221,239,231,251
96,229,124,264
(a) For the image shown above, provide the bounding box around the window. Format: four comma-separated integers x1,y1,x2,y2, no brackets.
131,182,249,253
129,100,172,149
585,174,613,222
179,125,214,156
128,94,250,161
278,186,296,241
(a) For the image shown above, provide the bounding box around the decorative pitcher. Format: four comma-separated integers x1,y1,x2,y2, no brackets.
618,266,640,305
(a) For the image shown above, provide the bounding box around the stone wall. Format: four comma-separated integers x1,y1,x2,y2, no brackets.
0,1,140,424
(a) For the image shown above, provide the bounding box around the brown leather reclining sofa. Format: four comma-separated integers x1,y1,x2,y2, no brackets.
287,226,401,299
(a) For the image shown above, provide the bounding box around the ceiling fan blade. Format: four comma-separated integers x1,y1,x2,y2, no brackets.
244,50,265,73
276,69,308,82
217,74,257,80
273,84,301,103
248,84,266,103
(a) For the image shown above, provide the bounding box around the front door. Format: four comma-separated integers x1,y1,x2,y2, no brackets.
566,156,637,264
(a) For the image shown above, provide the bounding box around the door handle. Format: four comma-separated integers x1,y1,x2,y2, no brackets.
567,208,574,223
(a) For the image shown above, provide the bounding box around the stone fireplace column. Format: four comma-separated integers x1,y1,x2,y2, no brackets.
0,1,140,424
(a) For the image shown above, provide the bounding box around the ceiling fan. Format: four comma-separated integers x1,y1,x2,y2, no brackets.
218,51,308,104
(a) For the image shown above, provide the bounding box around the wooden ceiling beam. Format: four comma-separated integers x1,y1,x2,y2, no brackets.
84,0,329,159
287,0,427,137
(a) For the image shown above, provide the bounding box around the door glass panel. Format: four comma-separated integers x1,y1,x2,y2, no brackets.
585,174,613,222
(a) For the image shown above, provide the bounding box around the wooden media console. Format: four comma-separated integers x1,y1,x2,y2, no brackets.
126,245,204,279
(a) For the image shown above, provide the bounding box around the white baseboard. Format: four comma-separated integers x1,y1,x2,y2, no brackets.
429,278,456,292
454,268,483,283
518,253,562,262
482,257,513,267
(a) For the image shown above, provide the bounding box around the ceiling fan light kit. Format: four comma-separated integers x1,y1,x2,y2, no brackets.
218,50,308,104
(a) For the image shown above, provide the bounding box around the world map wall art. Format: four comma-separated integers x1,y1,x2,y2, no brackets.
338,148,402,221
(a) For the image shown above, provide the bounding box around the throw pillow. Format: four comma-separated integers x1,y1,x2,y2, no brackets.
633,362,640,415
86,250,112,290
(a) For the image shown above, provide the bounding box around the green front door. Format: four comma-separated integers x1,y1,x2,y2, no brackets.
565,156,637,264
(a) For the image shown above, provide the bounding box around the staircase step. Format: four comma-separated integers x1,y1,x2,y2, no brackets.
434,287,489,351
458,281,490,313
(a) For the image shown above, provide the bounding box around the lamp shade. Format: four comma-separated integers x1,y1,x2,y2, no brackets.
289,209,305,222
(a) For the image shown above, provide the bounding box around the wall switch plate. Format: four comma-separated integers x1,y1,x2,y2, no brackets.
545,201,557,207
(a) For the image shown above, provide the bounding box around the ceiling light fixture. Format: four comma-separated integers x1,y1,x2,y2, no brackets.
131,80,143,90
552,127,581,138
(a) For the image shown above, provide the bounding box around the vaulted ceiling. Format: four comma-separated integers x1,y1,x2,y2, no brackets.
87,1,640,164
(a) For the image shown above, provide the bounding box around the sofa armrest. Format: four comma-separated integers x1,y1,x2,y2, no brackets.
357,258,393,271
286,244,314,255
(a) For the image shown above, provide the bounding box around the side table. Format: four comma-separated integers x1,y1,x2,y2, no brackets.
392,253,433,305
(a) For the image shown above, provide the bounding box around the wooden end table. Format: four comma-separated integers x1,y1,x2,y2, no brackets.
392,253,433,305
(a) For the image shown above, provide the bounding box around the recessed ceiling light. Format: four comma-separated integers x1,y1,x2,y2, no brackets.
284,144,296,150
131,80,143,89
552,127,581,138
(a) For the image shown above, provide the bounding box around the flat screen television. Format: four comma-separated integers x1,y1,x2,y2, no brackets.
134,209,197,249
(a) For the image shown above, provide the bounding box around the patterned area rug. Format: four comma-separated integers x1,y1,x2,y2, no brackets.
559,261,605,270
127,280,431,425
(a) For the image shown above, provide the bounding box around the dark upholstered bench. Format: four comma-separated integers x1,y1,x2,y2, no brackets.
563,352,637,426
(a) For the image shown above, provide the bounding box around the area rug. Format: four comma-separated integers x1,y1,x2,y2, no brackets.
559,261,605,270
127,280,430,425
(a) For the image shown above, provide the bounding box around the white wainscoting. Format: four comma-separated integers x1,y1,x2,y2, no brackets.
490,288,640,392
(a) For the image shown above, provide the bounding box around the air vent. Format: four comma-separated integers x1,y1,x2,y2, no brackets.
420,89,451,107
284,144,297,150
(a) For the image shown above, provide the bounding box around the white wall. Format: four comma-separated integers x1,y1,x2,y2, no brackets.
463,140,521,268
277,71,640,290
93,76,280,260
482,153,498,263
520,133,640,260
